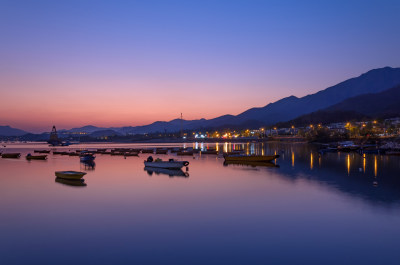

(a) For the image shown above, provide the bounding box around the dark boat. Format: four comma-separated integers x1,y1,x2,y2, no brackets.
34,150,51,153
1,153,21,159
223,160,279,168
26,154,47,160
201,150,219,155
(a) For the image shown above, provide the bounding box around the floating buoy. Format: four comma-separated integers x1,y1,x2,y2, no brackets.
373,181,378,187
359,168,362,172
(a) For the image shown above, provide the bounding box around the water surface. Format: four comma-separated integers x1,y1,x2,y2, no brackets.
1,142,400,265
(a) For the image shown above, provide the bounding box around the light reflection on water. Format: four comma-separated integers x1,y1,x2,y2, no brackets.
1,142,400,265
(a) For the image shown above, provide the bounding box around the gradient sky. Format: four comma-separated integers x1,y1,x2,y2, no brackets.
1,0,400,133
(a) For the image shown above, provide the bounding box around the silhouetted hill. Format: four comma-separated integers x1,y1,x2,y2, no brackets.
29,66,400,134
0,126,29,136
231,67,400,125
123,66,400,132
278,85,400,127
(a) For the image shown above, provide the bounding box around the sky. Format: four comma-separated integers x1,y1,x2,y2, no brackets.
1,0,400,133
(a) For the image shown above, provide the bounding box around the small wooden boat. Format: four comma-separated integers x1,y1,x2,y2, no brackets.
385,150,400,156
223,160,279,168
68,152,80,156
142,149,154,153
144,156,189,169
80,152,95,162
1,153,21,159
53,151,64,155
26,154,47,160
201,150,219,155
55,171,87,180
224,154,279,162
177,151,194,156
123,152,139,156
155,149,168,154
34,150,51,153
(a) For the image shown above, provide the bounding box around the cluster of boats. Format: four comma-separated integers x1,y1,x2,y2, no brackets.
318,141,400,155
2,145,280,186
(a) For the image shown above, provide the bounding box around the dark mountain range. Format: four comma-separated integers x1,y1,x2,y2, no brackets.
4,67,400,136
0,126,29,136
278,85,400,127
120,66,400,133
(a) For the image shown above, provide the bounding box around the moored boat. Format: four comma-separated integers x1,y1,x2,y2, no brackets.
144,156,189,169
223,160,279,168
1,153,21,159
26,154,47,160
142,149,154,154
155,149,168,154
201,150,219,155
55,171,87,180
224,154,279,162
177,151,194,156
80,152,95,162
34,150,51,153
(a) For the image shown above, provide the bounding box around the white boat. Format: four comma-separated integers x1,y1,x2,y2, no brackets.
144,156,189,169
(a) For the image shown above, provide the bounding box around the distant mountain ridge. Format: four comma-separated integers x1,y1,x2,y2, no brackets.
118,66,400,133
0,126,28,136
277,84,400,127
3,66,400,136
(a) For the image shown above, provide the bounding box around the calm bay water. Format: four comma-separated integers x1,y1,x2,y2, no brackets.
1,142,400,265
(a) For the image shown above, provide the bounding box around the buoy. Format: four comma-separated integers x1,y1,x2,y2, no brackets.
359,168,362,172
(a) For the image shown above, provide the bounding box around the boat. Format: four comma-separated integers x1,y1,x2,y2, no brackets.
80,152,95,162
141,149,154,154
155,149,168,154
55,177,87,187
223,160,279,168
201,150,219,155
337,141,360,152
123,152,139,156
177,151,194,156
1,153,21,159
34,150,51,153
26,154,47,160
224,154,279,162
144,166,189,178
144,156,189,169
385,150,400,156
55,171,87,180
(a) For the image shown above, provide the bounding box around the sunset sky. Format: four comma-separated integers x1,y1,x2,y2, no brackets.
1,0,400,133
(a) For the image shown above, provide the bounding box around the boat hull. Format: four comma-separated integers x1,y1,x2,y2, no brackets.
144,161,189,169
26,155,47,160
224,155,279,162
55,171,87,180
1,153,21,158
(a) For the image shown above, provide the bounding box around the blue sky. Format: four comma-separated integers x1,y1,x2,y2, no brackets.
1,0,400,131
